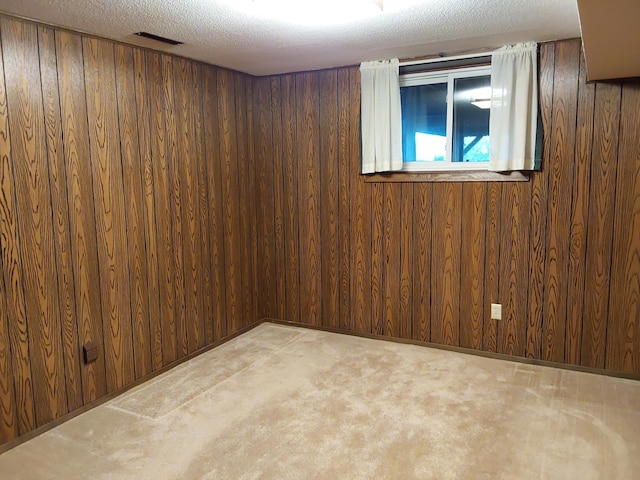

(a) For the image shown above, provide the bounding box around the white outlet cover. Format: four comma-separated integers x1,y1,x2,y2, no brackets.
491,303,502,320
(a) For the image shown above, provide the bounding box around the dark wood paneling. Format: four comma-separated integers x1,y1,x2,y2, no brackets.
483,183,502,353
371,182,383,335
83,36,135,392
0,33,24,438
146,51,177,365
581,82,621,369
607,83,640,374
55,30,107,404
237,73,256,329
431,184,462,346
38,26,83,411
542,39,580,363
163,55,187,361
296,72,322,326
3,14,640,448
399,184,413,339
460,184,486,350
348,67,371,334
133,49,163,370
337,68,351,331
565,49,595,365
254,76,276,320
0,15,259,447
0,274,17,442
114,44,152,379
256,36,639,377
383,184,401,337
498,182,530,357
173,57,203,355
202,66,227,341
270,76,286,321
193,63,213,346
526,42,554,359
412,184,432,342
281,74,300,324
2,18,67,426
319,70,340,329
219,70,242,333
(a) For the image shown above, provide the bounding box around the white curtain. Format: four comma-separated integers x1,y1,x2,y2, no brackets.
489,42,538,171
360,59,403,174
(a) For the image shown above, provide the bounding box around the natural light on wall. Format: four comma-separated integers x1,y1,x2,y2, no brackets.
226,0,421,25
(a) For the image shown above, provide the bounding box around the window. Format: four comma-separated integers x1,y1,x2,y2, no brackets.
400,64,492,172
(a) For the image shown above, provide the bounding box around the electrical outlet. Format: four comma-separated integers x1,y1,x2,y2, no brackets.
491,303,502,320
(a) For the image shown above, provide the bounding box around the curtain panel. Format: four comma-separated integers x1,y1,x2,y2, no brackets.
489,42,539,171
360,59,403,173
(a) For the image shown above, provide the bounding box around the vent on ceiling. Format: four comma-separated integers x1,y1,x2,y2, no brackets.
134,32,183,46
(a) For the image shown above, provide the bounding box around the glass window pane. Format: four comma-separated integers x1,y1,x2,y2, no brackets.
452,76,490,163
400,83,447,162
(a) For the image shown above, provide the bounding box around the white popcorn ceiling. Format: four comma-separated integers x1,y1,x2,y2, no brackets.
0,0,580,76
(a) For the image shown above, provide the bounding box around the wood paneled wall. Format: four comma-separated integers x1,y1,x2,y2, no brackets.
0,16,257,445
1,15,639,450
254,38,640,376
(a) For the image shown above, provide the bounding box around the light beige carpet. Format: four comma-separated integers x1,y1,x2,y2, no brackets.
0,322,638,479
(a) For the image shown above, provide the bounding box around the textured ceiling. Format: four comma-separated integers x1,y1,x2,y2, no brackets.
0,0,581,76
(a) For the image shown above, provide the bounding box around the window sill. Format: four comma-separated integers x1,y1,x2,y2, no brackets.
363,170,530,183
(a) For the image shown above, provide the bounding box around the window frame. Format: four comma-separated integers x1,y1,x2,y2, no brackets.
400,64,492,172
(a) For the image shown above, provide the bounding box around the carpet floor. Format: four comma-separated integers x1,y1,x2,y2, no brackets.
0,322,638,479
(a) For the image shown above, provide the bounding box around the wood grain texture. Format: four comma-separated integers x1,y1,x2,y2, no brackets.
337,68,351,332
0,274,17,442
202,66,227,341
460,183,486,350
114,44,152,379
399,184,413,339
581,82,621,369
319,70,340,329
237,73,256,329
296,72,322,326
55,30,107,403
83,36,134,392
526,42,554,360
498,182,530,357
146,51,176,364
542,39,580,363
607,83,640,375
383,184,401,338
483,183,502,353
219,69,242,333
245,77,259,327
2,18,67,425
281,74,300,324
133,49,163,370
371,183,383,335
37,26,83,411
173,57,203,355
193,63,213,346
412,184,432,342
565,49,595,366
0,15,260,446
0,38,25,438
4,18,640,447
431,183,462,346
254,76,276,320
163,55,187,361
348,66,371,334
269,76,286,322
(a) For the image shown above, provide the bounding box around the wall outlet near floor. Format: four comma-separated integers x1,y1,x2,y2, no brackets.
491,303,502,320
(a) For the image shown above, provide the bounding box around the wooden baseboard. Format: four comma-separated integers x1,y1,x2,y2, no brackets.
261,318,640,382
0,321,262,455
4,317,637,454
